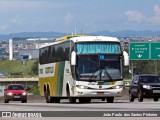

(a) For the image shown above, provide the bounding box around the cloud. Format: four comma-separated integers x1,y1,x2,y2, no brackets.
0,0,75,13
0,24,9,30
125,10,145,23
64,13,75,24
154,5,160,16
84,22,98,29
125,5,160,25
0,16,22,31
10,16,22,24
150,5,160,24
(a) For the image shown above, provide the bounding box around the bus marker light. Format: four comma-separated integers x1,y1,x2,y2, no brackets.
97,92,104,95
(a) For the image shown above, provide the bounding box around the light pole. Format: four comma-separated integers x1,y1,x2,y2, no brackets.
149,39,158,74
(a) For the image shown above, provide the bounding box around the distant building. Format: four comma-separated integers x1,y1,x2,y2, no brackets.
17,49,39,60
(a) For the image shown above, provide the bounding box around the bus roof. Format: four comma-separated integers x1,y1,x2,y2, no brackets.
55,34,88,42
40,35,120,48
70,36,120,43
40,34,88,48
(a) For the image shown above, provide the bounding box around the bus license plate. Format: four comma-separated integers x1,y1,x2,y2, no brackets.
153,90,160,93
97,92,104,95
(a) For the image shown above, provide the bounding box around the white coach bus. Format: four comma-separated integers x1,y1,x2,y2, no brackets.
39,35,129,103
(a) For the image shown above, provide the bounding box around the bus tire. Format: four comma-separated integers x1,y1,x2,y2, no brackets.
67,84,76,103
106,97,114,103
68,91,76,103
45,90,50,103
45,88,53,103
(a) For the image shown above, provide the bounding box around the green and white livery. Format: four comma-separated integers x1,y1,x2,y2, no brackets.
39,35,129,103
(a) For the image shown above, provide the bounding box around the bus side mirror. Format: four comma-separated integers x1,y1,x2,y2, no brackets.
71,51,76,65
123,51,129,66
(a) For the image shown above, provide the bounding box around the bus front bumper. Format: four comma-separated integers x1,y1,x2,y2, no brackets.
74,88,123,97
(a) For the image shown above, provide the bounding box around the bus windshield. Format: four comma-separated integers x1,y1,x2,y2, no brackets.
76,42,121,54
76,55,122,81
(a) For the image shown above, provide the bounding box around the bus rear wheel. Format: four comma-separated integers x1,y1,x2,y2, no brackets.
45,88,55,103
45,90,51,103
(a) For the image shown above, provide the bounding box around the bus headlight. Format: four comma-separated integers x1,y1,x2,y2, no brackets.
143,85,151,90
7,92,13,96
76,85,88,89
113,85,123,89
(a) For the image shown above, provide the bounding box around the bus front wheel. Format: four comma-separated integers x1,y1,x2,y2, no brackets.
67,85,76,103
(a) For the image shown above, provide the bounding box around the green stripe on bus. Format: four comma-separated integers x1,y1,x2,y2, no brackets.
98,81,116,85
56,61,65,96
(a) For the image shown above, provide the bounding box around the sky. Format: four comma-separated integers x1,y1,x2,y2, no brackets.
0,0,160,34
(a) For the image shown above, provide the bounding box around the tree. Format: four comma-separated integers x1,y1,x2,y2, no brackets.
31,60,38,76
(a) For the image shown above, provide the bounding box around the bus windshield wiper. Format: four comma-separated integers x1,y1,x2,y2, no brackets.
88,70,98,82
88,66,113,82
100,65,113,81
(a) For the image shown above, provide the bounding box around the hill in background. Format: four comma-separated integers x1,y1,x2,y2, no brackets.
0,30,160,41
0,32,66,41
91,30,160,37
